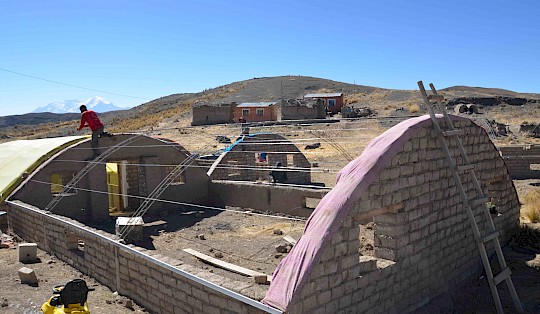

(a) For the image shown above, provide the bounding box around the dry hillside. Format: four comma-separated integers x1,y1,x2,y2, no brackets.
1,76,540,142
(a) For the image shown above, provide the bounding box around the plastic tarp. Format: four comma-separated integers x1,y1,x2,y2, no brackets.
0,136,86,203
263,115,466,311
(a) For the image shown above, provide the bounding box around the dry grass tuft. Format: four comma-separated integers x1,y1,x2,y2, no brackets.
345,93,364,104
522,189,540,223
409,104,420,113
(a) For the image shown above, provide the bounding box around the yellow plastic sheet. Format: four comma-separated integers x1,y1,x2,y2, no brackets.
0,136,87,203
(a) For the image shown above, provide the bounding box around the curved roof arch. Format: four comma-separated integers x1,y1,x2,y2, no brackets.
0,136,87,203
262,114,504,311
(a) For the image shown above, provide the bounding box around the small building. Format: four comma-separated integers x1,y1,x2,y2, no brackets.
207,132,312,184
304,92,344,114
276,98,326,121
191,101,236,126
233,102,278,123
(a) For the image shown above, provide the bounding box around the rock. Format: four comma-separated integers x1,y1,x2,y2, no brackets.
18,267,38,286
273,229,283,235
274,253,282,258
1,297,8,307
196,234,206,240
305,142,321,150
214,252,223,258
124,300,134,310
275,244,289,253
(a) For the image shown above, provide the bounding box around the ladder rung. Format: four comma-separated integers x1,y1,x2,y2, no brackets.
470,197,488,206
479,231,500,243
457,164,475,171
493,267,512,285
428,94,444,101
442,129,461,136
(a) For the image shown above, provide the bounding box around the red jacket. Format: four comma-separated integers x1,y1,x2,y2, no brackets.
79,110,103,132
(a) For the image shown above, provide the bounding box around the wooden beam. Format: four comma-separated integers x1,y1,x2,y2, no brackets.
183,248,271,284
355,202,403,224
283,235,297,246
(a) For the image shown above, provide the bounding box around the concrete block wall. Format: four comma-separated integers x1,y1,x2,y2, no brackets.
11,135,211,223
125,158,141,209
6,201,277,314
209,134,311,184
209,180,328,217
498,145,540,179
288,119,520,313
192,105,234,126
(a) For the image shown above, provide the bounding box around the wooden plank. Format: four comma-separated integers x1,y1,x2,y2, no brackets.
283,235,297,245
355,202,403,224
183,248,271,284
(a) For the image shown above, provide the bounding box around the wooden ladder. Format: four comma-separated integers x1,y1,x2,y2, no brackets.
418,81,523,314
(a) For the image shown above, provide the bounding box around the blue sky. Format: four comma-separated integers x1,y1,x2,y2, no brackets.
1,0,539,116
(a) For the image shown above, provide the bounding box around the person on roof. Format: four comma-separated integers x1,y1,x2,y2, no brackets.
77,105,114,157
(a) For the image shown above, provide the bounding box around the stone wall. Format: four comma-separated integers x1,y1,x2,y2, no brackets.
276,99,326,121
208,133,311,184
498,145,540,179
6,201,279,314
265,117,520,313
192,105,234,126
209,181,328,217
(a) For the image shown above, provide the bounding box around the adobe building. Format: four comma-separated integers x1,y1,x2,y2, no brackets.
191,101,236,126
6,134,210,222
498,144,540,179
208,132,312,185
276,98,326,121
2,114,523,314
304,92,344,114
233,102,278,123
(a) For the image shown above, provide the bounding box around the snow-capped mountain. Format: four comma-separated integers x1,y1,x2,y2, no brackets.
32,96,125,114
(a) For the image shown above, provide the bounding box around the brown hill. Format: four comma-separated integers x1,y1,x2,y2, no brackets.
1,76,540,141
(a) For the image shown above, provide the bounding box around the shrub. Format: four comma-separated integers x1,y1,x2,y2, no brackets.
522,189,540,223
409,104,420,113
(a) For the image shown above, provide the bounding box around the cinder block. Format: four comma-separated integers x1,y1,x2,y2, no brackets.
18,267,38,285
359,256,378,273
18,243,37,263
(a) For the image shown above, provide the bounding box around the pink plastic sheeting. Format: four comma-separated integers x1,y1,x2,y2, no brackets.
263,115,466,311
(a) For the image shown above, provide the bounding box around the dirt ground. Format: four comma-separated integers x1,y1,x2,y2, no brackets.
0,237,148,314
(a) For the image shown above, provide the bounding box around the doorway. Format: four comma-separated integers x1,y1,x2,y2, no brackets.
106,161,128,213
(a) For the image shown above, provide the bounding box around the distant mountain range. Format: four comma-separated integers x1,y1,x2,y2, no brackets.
32,96,125,114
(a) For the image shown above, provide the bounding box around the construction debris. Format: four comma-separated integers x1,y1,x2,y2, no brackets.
183,248,271,284
275,243,291,253
0,231,16,249
18,267,38,286
283,235,298,245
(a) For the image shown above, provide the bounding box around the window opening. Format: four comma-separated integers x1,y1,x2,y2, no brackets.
242,109,250,117
256,108,264,116
50,171,77,196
